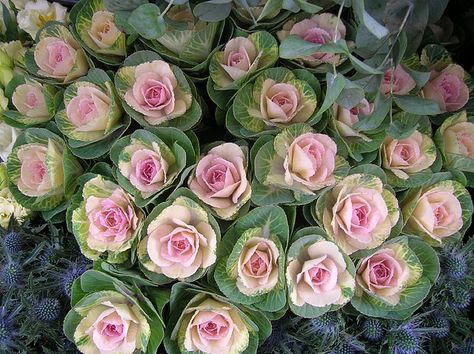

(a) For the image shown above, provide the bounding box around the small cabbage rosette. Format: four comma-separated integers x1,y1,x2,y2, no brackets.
232,0,287,28
26,22,89,84
111,127,196,206
164,285,270,354
214,206,288,312
72,0,126,64
229,67,319,139
188,142,251,220
209,31,278,96
55,68,127,159
115,51,201,130
16,0,68,39
64,270,163,354
351,236,439,320
0,118,20,162
422,64,469,113
277,13,347,71
253,124,349,206
380,130,437,188
144,4,224,74
3,75,58,128
402,180,472,246
286,227,355,318
332,98,374,143
379,65,416,96
313,172,400,255
137,194,220,284
435,110,474,173
70,175,144,263
0,41,24,88
6,128,82,211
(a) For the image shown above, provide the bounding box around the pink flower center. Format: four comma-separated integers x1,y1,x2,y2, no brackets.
25,92,38,108
137,157,159,184
170,234,191,256
47,42,71,68
228,51,244,66
271,92,294,114
205,164,228,192
458,133,474,156
439,74,461,103
78,97,96,120
433,205,448,226
248,253,267,276
352,205,369,227
198,315,229,341
144,82,171,108
371,263,391,284
32,161,47,184
308,266,330,286
102,323,124,337
303,27,330,44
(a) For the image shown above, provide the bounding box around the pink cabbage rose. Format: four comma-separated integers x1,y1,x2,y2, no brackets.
12,82,49,120
321,174,399,254
284,132,337,191
443,121,474,158
16,143,53,197
379,65,416,96
181,298,249,354
85,181,142,253
34,36,88,83
237,237,279,295
277,13,346,67
138,197,217,280
74,292,150,354
66,84,112,130
189,143,251,219
334,98,373,141
220,37,257,81
406,184,463,243
123,60,192,125
381,130,436,179
119,141,170,198
423,64,469,113
287,240,354,307
356,247,410,305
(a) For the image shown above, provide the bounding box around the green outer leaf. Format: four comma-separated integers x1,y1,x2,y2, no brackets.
393,95,441,115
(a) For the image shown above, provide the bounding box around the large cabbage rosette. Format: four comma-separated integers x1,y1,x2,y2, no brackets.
111,127,197,206
311,171,400,255
141,4,225,74
55,68,128,159
188,142,251,220
351,236,439,320
115,51,201,130
252,123,349,206
4,75,58,128
64,270,165,354
137,190,220,284
434,110,474,175
71,0,127,65
286,227,355,318
228,67,320,139
164,283,271,354
70,175,144,263
26,22,89,84
214,206,289,312
401,179,472,246
6,128,82,211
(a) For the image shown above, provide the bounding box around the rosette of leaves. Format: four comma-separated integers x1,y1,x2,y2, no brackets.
69,174,143,264
401,179,473,247
351,236,440,320
214,205,289,314
434,110,474,178
163,282,271,354
286,227,355,318
110,127,197,207
136,3,227,76
137,189,220,285
25,22,90,85
252,123,349,206
64,269,166,354
227,67,320,139
3,75,60,128
6,128,82,212
55,68,130,159
70,0,127,65
207,31,278,109
115,50,202,130
307,166,401,255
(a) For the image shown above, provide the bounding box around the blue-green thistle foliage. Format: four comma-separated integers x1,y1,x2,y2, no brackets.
3,232,22,255
0,261,22,287
362,318,385,342
34,298,60,322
